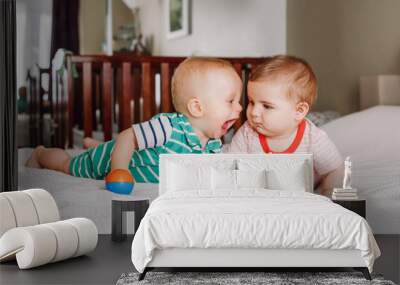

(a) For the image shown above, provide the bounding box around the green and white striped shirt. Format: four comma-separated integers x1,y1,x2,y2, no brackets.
69,112,222,183
130,112,222,182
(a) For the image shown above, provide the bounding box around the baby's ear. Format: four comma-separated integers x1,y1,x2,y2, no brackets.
295,101,309,121
186,97,204,118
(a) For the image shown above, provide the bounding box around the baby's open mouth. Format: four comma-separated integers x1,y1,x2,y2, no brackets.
222,119,237,131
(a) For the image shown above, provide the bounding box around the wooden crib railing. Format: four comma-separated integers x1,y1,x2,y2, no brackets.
51,54,268,148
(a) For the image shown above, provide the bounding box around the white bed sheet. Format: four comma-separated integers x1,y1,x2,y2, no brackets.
18,148,158,234
131,190,380,273
322,106,400,234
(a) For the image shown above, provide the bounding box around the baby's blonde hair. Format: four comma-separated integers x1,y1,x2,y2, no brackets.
171,57,237,112
250,55,317,107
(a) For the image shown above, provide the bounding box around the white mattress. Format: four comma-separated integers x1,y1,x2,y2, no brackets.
322,106,400,234
131,190,380,273
18,148,159,234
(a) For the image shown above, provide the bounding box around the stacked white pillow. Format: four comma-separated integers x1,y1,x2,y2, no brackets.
165,160,236,194
237,159,308,192
164,156,311,194
166,162,212,191
212,168,268,191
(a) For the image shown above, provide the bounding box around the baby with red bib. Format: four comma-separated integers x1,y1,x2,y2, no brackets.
224,55,343,196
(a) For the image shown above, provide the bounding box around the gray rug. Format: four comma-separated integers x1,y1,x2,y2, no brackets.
116,271,396,285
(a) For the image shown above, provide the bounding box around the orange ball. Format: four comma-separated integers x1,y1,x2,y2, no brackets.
105,169,134,183
105,169,134,195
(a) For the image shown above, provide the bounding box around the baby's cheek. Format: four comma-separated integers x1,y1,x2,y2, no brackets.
246,105,252,117
261,113,272,128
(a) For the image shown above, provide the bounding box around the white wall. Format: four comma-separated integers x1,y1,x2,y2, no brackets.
79,0,133,55
16,0,52,147
16,0,52,90
140,0,286,57
287,0,400,114
16,1,28,91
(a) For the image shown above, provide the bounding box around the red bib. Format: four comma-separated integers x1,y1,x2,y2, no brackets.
258,120,306,154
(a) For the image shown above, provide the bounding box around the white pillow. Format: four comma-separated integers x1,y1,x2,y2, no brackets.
211,168,236,190
237,158,308,191
236,169,268,189
266,161,306,191
167,162,212,192
211,168,268,190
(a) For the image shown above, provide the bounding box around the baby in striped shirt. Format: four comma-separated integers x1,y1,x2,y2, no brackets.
26,58,243,183
224,55,343,196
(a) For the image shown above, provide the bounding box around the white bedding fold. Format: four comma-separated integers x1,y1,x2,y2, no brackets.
131,190,380,273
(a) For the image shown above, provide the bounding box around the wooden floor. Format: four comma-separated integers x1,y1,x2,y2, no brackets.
0,235,398,285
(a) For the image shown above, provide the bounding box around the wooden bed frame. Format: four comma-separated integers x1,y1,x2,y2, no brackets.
28,54,268,148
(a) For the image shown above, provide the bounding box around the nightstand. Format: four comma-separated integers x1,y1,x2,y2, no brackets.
112,195,150,242
332,199,366,218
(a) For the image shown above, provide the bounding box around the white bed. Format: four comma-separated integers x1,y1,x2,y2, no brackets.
18,148,158,234
131,154,380,280
322,106,400,234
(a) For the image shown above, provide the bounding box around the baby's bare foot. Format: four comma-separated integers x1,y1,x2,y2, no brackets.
83,137,102,149
25,146,45,168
